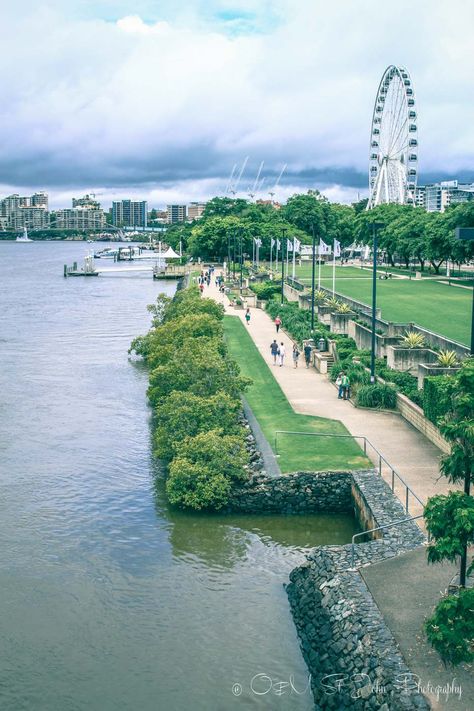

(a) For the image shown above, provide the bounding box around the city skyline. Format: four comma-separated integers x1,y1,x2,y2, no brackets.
1,0,474,207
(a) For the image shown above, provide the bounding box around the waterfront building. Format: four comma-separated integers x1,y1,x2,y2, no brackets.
0,193,49,229
416,180,474,212
54,207,106,230
112,200,148,228
72,194,100,209
187,202,207,220
166,204,187,223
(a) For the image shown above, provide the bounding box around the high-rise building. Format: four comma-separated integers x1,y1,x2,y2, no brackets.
112,200,148,227
166,205,187,223
416,180,474,212
0,193,49,229
72,194,100,209
54,208,105,230
187,202,207,220
31,192,49,209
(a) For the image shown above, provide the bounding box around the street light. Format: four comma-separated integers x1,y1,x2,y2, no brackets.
455,227,474,354
239,229,244,293
280,227,287,304
370,222,385,383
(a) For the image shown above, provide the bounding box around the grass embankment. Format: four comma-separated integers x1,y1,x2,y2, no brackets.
296,271,471,345
223,316,369,473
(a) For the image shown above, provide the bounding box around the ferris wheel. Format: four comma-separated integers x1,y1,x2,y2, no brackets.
368,65,418,208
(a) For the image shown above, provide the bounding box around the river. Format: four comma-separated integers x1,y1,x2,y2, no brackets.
0,242,357,711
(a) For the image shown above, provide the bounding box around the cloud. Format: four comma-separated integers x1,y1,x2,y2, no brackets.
0,0,473,208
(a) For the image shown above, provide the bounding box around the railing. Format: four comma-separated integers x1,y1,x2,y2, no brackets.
273,430,425,516
350,514,424,568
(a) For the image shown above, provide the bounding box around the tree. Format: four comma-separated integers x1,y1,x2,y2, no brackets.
166,429,249,510
282,190,331,237
152,390,242,460
425,588,474,666
202,197,248,218
424,358,474,665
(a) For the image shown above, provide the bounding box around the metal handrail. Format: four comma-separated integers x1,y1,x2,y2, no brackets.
273,430,425,514
350,514,424,568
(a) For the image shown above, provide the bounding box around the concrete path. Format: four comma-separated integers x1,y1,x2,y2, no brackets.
361,548,473,711
205,273,456,520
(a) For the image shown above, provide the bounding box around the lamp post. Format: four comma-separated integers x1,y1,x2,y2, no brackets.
455,227,474,354
239,229,244,293
370,222,384,383
311,224,316,331
280,227,287,304
232,232,236,279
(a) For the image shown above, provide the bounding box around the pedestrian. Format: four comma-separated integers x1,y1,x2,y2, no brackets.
336,372,343,399
275,316,281,333
292,343,300,368
199,283,204,295
303,341,312,368
278,342,286,367
341,372,350,400
270,339,279,365
245,308,251,326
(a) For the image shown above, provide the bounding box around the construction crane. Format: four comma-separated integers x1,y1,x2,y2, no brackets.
268,164,287,201
228,156,249,196
248,161,264,200
226,164,237,195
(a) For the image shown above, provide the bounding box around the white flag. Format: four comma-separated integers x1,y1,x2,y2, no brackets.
319,239,330,255
293,237,301,253
276,239,281,250
363,245,370,260
287,238,293,252
271,238,275,248
334,239,341,257
255,238,262,247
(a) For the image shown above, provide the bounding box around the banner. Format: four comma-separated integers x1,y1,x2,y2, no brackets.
319,239,330,255
334,239,341,257
293,237,301,253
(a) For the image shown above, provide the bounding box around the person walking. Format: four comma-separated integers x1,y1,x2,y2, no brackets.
278,342,286,367
245,308,251,326
336,372,343,399
303,342,312,368
274,316,281,333
292,343,300,368
341,372,350,400
270,339,279,365
199,282,204,295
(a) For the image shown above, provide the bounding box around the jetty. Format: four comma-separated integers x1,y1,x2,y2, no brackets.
64,254,189,279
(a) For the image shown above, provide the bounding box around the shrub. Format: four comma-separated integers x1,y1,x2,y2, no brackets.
423,375,455,425
437,350,459,368
324,297,340,309
166,429,250,510
401,331,426,348
265,297,315,342
425,588,474,666
314,290,327,303
249,280,281,300
153,390,242,461
336,303,352,314
356,384,397,409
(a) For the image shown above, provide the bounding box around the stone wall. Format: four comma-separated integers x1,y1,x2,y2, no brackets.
386,346,439,375
352,321,402,357
287,550,430,710
228,471,353,513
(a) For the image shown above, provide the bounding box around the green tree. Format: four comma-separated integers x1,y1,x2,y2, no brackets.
283,190,331,237
153,390,242,460
425,587,474,666
166,429,249,510
202,196,249,218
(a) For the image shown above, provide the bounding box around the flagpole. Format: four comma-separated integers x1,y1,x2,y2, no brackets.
292,239,296,280
270,240,273,273
276,241,279,273
332,239,336,296
286,241,289,279
311,225,316,331
318,241,321,290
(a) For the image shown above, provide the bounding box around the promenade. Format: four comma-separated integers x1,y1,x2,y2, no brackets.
207,274,456,519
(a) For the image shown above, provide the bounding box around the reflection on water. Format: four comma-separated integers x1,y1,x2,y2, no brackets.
0,243,356,711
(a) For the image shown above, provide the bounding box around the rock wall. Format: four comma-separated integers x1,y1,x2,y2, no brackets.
287,549,430,710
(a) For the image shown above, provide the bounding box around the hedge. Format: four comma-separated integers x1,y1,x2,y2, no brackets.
423,375,455,425
356,384,397,409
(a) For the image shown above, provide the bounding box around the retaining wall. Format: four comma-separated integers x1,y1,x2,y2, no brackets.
396,392,451,454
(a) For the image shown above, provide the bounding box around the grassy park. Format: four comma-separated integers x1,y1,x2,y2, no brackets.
223,315,369,473
296,266,472,345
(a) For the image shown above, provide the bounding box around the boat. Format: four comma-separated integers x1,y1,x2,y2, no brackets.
16,227,33,242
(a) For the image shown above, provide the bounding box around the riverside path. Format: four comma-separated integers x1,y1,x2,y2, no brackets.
205,272,458,521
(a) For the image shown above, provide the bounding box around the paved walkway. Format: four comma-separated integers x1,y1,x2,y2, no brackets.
361,548,472,711
205,273,458,521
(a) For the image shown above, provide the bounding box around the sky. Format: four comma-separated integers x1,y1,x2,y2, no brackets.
0,0,473,209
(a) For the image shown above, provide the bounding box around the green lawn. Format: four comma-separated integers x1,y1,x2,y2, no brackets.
297,272,472,345
223,315,369,473
295,264,373,281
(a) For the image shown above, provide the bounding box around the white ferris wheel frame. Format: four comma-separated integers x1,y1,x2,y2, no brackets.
367,65,418,208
